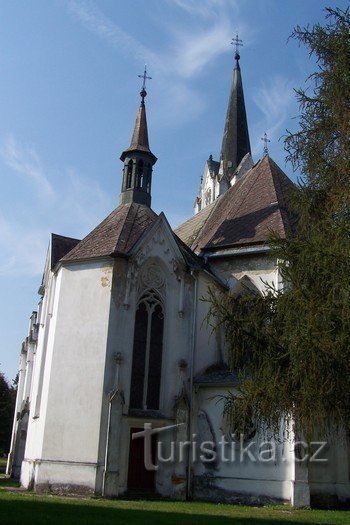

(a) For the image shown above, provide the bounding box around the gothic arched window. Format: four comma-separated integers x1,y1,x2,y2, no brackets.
136,160,144,188
126,160,133,189
129,290,164,410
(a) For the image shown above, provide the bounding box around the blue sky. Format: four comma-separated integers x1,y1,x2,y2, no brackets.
0,0,347,382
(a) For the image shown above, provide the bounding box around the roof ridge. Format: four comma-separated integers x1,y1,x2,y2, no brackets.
195,160,261,249
267,156,295,234
62,206,122,260
114,202,138,253
190,197,223,251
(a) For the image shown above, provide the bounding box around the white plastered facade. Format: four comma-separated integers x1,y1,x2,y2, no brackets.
8,214,350,506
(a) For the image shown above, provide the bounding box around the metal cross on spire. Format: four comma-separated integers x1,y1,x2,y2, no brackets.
261,132,271,155
231,33,243,59
138,65,152,101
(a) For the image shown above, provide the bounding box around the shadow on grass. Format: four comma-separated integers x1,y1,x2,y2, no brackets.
0,475,20,488
0,495,348,525
0,500,286,525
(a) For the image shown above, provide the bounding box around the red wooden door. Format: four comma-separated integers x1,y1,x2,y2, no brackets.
127,427,156,491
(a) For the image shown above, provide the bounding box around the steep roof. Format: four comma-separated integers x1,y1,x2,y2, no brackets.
175,155,295,253
221,54,251,173
61,203,157,262
51,234,80,269
120,97,157,163
175,198,220,247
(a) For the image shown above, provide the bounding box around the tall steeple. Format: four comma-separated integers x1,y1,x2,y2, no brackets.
220,35,251,178
120,66,157,208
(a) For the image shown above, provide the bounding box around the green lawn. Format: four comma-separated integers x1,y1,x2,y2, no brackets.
0,477,349,525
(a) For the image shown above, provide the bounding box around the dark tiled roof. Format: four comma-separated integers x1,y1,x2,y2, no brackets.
174,198,221,247
176,155,295,253
51,234,80,269
120,100,157,162
221,57,251,173
61,203,157,262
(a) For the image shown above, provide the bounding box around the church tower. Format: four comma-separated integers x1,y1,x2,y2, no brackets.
220,36,251,178
194,36,252,214
120,67,157,208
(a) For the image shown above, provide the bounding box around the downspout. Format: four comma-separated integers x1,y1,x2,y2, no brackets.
102,352,123,497
186,269,198,500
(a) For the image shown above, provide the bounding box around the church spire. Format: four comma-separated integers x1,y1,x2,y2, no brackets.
120,66,157,208
220,35,251,177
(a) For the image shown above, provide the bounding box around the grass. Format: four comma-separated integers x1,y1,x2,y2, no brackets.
0,476,349,525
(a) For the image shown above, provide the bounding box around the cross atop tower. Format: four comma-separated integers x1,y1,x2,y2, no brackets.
261,132,271,155
231,34,243,60
138,65,152,101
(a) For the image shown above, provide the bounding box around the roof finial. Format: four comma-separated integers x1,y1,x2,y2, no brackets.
231,33,243,61
138,64,152,102
261,132,271,155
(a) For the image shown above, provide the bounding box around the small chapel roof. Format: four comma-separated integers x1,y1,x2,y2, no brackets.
61,202,157,262
59,202,215,277
50,233,80,269
120,84,157,163
175,155,296,253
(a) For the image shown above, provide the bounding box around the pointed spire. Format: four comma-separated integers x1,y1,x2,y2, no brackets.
220,35,251,177
121,66,156,161
128,97,151,153
119,67,157,208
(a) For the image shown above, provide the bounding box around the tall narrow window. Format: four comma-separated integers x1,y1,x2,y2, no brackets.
126,160,133,189
136,160,144,188
129,290,164,410
146,163,151,193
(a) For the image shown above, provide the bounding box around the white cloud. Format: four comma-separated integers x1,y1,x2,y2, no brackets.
170,0,237,20
0,212,48,277
171,18,233,78
0,136,113,277
251,75,295,157
66,0,252,126
2,135,55,199
67,0,164,72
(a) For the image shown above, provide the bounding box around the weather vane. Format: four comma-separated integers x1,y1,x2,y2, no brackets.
231,34,243,58
138,64,152,99
261,132,271,155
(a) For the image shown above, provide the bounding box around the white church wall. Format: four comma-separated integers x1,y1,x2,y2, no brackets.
22,259,113,492
21,270,61,487
192,385,295,504
97,219,198,497
6,346,27,477
308,433,350,505
211,254,277,294
194,275,224,374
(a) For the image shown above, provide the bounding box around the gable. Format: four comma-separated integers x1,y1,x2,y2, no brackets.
176,155,295,253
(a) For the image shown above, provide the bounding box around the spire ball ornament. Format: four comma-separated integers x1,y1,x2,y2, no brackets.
231,33,243,60
138,64,152,102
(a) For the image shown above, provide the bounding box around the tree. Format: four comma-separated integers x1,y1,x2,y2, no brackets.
0,372,16,455
208,7,350,440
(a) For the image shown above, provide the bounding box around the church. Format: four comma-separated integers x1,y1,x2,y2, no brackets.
7,45,350,508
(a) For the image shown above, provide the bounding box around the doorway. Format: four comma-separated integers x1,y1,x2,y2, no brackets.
127,427,156,492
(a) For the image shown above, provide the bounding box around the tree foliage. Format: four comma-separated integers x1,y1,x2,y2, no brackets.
0,372,16,455
208,7,350,440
